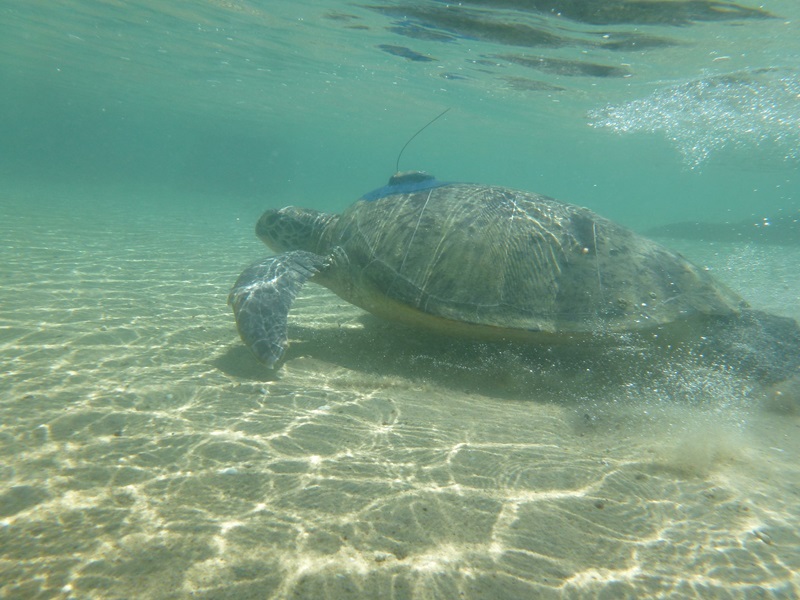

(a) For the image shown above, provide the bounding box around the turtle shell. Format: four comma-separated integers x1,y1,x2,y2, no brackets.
323,182,744,335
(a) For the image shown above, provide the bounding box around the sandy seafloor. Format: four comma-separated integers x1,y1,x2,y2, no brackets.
1,187,799,600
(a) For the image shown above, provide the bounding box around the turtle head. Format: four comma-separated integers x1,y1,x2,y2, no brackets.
256,207,337,254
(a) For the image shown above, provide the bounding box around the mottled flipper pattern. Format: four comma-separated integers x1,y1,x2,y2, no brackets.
229,251,327,367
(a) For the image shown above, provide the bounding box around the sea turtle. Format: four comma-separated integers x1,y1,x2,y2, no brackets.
229,171,800,386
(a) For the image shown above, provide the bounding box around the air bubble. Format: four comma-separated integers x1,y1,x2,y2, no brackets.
588,67,800,167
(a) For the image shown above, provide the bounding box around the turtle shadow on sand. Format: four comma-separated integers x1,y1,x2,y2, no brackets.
218,310,799,409
225,171,800,405
215,314,641,400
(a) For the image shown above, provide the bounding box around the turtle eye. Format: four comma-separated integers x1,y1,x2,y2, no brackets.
256,210,283,241
258,210,284,229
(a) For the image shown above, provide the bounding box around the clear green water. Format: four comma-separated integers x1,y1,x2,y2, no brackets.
1,1,799,598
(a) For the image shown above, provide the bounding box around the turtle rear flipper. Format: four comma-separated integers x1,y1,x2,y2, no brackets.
229,251,328,367
699,309,800,385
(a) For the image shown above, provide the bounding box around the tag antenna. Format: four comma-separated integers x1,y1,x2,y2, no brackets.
395,107,451,173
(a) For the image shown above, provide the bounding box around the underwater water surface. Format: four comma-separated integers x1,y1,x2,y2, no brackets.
1,1,799,598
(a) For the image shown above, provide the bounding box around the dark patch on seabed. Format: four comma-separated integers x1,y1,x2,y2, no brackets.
357,0,774,84
365,4,577,50
491,54,631,78
378,44,436,62
361,1,774,41
500,76,565,92
443,0,774,25
381,9,677,53
388,21,458,42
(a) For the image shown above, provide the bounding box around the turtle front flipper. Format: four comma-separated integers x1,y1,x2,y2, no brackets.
229,251,328,367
